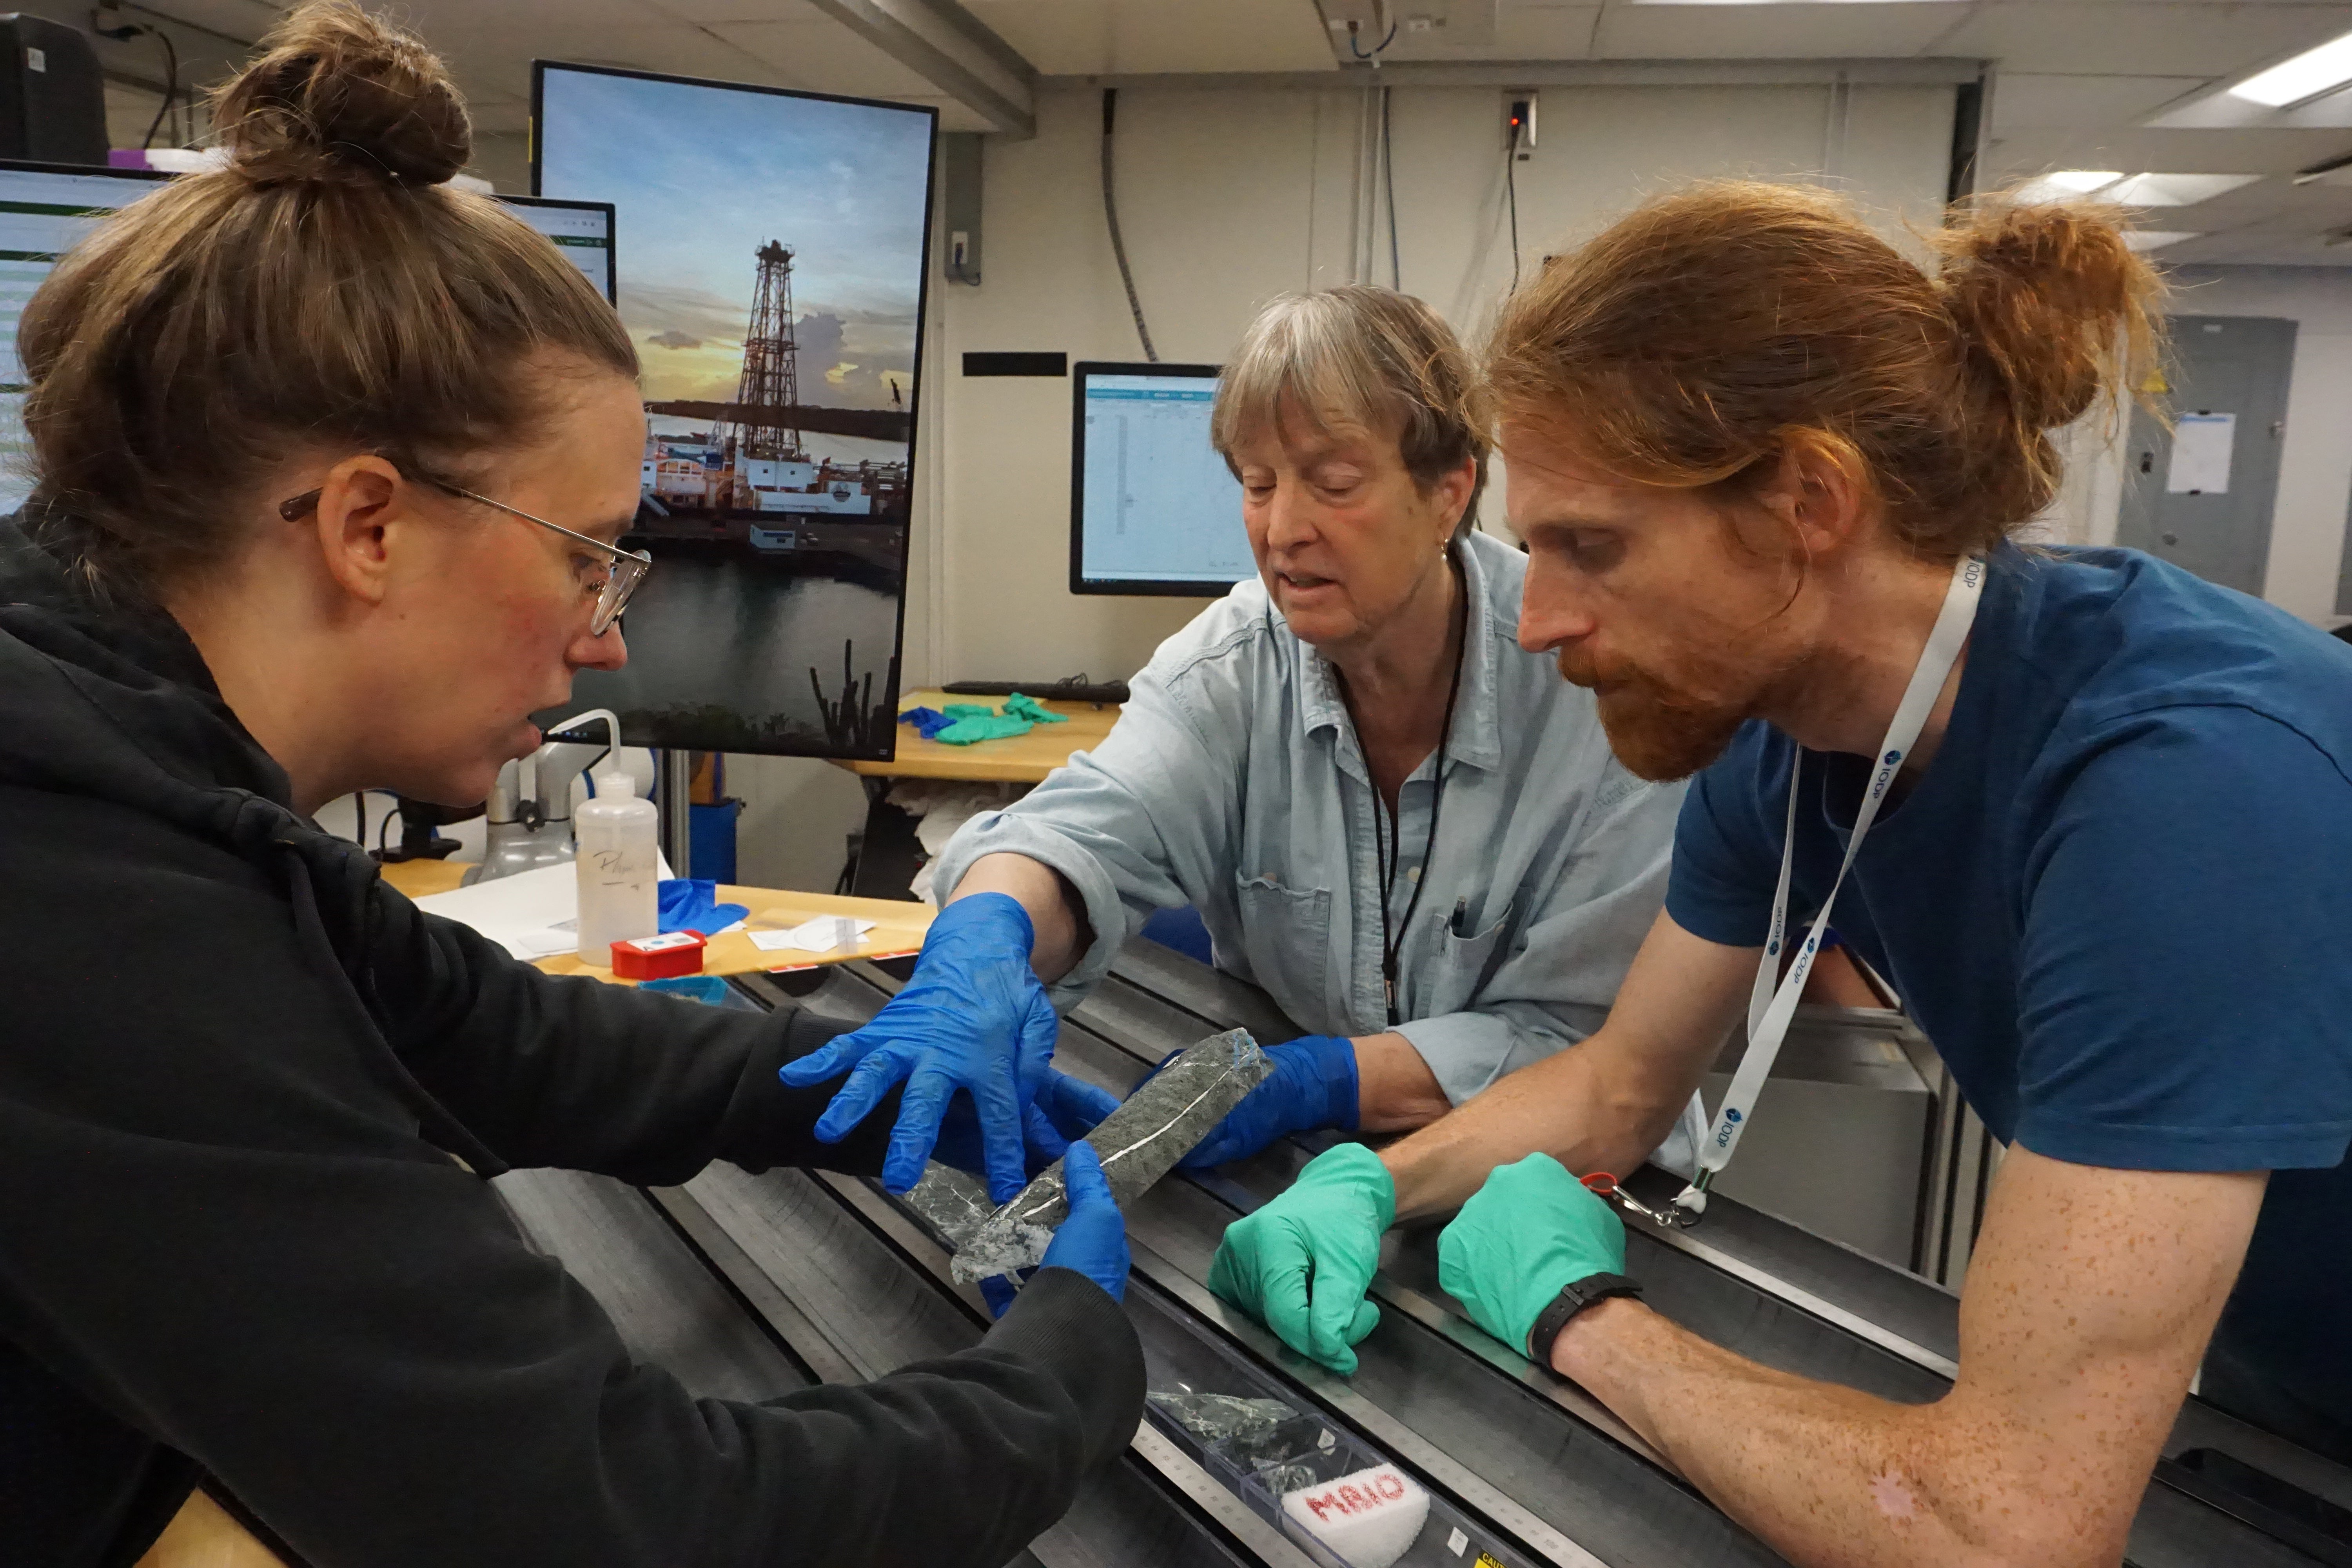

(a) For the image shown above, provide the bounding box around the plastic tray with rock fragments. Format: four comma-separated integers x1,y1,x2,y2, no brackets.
1130,1283,1542,1568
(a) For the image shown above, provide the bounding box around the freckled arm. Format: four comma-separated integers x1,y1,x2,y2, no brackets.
1550,1147,2266,1568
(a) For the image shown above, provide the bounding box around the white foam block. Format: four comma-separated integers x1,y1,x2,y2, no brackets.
1279,1464,1430,1568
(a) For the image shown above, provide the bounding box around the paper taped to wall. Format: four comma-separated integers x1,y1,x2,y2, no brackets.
2166,411,2236,494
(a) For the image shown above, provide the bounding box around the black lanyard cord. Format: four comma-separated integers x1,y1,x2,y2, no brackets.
1364,589,1468,1029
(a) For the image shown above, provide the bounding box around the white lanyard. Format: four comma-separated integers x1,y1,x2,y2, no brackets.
1669,554,1985,1222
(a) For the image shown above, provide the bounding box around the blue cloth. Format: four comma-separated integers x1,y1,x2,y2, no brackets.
900,705,953,740
656,878,747,936
932,533,1700,1160
776,892,1064,1202
1666,544,2352,1463
1181,1034,1359,1169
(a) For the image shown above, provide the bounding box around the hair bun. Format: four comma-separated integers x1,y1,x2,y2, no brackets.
1935,199,2159,435
213,0,470,188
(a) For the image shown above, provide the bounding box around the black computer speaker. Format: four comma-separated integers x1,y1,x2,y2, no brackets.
0,16,108,165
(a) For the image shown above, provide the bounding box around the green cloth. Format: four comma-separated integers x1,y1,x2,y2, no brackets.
1206,1142,1391,1375
941,703,997,720
1437,1154,1626,1359
1002,693,1069,725
934,713,1034,746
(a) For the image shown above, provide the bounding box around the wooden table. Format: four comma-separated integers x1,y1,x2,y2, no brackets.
832,687,1121,784
377,859,931,984
138,1491,285,1568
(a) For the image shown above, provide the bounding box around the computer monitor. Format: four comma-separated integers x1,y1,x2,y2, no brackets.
499,192,617,301
1069,361,1252,596
0,158,618,513
534,62,937,762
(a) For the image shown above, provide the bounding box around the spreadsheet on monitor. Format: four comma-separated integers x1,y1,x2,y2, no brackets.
1072,366,1252,594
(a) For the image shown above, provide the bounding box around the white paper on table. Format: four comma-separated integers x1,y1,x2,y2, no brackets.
747,916,877,954
408,853,676,961
414,864,580,960
2166,412,2236,494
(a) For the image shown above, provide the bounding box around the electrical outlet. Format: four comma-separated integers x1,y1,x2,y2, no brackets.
1506,91,1537,157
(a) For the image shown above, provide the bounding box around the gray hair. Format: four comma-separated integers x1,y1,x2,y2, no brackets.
1211,285,1489,532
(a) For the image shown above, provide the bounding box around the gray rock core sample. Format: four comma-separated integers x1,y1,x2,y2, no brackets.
904,1028,1272,1283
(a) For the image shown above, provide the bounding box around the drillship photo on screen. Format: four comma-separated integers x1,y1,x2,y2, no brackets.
535,63,935,759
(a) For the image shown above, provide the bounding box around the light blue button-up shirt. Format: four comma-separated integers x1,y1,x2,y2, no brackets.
933,530,1689,1107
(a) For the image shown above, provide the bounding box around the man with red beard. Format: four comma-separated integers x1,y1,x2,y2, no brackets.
1208,181,2352,1565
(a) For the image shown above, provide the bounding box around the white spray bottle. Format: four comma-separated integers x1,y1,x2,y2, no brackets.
574,768,659,964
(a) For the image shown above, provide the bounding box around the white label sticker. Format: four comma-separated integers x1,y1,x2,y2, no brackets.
1447,1527,1470,1555
26,47,45,72
626,931,702,953
2166,411,2236,495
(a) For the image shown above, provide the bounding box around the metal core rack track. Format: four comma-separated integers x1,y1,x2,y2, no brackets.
488,942,2352,1568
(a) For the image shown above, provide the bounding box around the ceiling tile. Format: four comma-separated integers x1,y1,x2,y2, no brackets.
391,0,678,31
1991,73,2208,133
708,18,942,96
962,0,1336,74
428,24,797,112
1593,2,1971,60
1367,6,1602,58
1931,4,2352,79
642,0,832,20
1988,124,2352,178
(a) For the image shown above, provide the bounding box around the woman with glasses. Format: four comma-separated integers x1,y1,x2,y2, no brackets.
0,5,1137,1567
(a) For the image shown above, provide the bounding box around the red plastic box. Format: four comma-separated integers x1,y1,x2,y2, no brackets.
611,930,708,980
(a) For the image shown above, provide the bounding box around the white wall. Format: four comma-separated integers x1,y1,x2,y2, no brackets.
924,78,1958,686
2038,264,2352,628
747,77,1958,891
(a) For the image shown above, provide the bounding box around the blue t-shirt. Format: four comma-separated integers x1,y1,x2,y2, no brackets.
1668,544,2352,1463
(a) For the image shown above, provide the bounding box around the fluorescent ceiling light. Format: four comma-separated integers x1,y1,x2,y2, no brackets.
2015,170,2122,202
2103,172,2263,207
2124,231,2200,252
2231,30,2352,108
2014,172,2259,209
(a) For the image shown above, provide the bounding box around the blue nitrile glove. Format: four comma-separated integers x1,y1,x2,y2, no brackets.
1437,1154,1627,1359
977,1136,1132,1317
657,878,748,935
1038,1140,1130,1302
934,1068,1119,1182
1207,1142,1392,1375
899,704,951,739
1027,1070,1120,1159
1180,1034,1358,1169
777,892,1058,1202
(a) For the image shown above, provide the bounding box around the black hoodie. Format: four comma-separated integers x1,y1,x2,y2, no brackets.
0,512,1143,1568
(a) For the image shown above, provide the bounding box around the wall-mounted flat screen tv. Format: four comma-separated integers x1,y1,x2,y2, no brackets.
534,62,935,759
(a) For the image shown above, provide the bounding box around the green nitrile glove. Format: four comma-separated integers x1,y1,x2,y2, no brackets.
1207,1142,1392,1375
1437,1153,1626,1358
1002,693,1069,724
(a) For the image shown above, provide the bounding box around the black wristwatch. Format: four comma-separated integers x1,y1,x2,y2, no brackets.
1527,1272,1643,1364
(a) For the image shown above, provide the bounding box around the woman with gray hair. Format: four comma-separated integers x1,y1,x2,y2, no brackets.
813,289,1701,1352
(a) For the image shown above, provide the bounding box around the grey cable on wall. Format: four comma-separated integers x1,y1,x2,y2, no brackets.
1100,89,1158,363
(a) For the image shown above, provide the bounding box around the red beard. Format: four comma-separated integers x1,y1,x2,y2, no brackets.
1556,643,1766,783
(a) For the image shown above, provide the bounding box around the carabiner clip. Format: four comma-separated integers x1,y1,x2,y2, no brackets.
1580,1171,1697,1230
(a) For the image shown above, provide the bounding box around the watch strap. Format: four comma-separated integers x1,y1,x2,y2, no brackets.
1527,1272,1642,1363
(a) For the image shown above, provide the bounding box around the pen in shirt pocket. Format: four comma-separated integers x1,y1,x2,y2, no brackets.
1449,897,1468,937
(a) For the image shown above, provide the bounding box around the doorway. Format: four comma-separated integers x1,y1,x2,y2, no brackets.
2118,315,2296,596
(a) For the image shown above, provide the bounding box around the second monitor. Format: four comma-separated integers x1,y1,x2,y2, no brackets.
1070,361,1252,596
